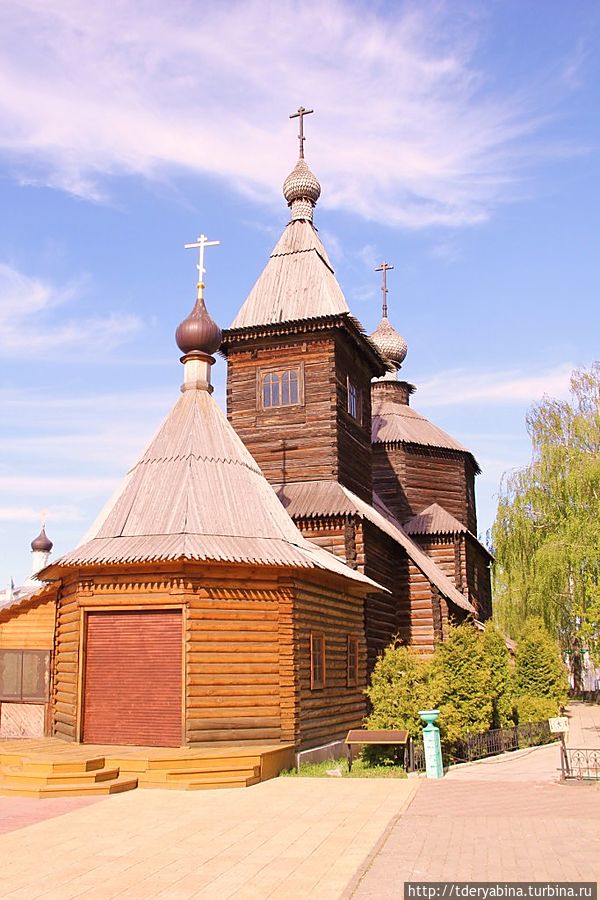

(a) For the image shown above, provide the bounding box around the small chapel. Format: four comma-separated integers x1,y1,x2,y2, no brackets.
0,111,492,787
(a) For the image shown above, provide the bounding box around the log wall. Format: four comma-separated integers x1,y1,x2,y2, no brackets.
0,598,55,650
293,579,366,750
50,564,371,750
225,330,374,502
373,443,477,531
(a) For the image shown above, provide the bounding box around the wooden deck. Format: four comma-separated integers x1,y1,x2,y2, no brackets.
0,738,295,797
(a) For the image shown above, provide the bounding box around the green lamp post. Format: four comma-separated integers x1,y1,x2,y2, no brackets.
419,709,444,778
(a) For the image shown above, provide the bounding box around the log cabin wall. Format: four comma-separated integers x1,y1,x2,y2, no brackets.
293,578,366,750
334,334,374,503
362,522,410,668
225,336,340,487
407,560,439,654
225,328,376,502
373,442,477,530
51,567,294,746
464,537,493,622
0,596,56,737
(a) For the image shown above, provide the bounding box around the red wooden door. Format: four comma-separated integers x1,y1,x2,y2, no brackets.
83,610,182,747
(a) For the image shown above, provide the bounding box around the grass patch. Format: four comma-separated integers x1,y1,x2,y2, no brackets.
280,757,407,778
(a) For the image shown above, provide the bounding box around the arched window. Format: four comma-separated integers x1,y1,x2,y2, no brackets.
261,368,301,408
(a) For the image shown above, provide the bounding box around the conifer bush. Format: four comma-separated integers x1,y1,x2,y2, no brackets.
481,621,515,728
365,642,431,739
514,616,569,722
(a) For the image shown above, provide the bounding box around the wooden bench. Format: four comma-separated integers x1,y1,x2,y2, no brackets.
344,729,410,772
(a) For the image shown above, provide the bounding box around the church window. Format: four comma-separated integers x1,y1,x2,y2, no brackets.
260,368,301,409
347,636,359,686
310,633,326,689
0,650,50,703
347,377,361,422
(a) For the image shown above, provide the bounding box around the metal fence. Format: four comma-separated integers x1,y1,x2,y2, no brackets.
411,720,558,771
560,746,600,781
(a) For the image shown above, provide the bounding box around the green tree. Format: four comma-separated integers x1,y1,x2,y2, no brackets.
493,363,600,664
429,624,493,743
365,642,431,739
481,621,515,728
513,616,569,721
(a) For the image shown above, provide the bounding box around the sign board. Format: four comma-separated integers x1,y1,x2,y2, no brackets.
548,716,569,733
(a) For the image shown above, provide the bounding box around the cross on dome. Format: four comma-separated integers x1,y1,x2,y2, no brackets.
375,261,394,318
184,234,220,299
289,106,314,159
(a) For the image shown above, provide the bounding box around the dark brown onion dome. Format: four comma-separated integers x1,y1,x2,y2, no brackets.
31,526,53,553
176,296,222,356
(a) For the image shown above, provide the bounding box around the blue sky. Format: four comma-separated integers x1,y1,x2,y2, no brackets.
1,0,599,586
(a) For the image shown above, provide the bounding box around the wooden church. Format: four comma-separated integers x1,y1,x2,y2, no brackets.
0,112,492,774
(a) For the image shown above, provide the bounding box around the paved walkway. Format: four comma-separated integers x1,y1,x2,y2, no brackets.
352,703,600,895
0,703,598,898
0,777,416,899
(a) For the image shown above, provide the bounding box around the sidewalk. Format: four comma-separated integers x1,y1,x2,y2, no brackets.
0,776,417,899
351,703,600,895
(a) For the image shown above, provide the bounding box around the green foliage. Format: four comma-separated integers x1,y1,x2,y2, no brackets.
280,757,407,778
481,621,515,728
365,642,432,739
513,617,569,718
493,364,600,664
515,695,558,724
429,624,494,744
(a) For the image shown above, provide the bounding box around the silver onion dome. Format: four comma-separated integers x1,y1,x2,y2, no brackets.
370,317,408,370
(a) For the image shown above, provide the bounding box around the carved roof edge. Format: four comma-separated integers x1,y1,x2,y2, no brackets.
221,312,388,374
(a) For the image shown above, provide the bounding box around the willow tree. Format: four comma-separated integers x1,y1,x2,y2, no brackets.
492,363,600,663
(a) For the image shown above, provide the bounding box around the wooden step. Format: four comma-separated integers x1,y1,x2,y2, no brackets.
137,763,260,783
140,772,261,791
125,753,262,772
0,775,138,799
0,766,120,787
0,755,106,774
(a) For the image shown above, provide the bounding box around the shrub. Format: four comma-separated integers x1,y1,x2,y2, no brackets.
514,616,569,717
429,624,493,744
365,642,431,739
515,694,559,723
481,621,515,727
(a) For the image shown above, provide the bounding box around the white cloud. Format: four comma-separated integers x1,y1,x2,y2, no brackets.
0,504,83,523
0,1,577,228
0,263,142,357
416,363,574,407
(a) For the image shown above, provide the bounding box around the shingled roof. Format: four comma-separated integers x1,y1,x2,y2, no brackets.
404,503,469,536
45,386,382,591
404,502,494,560
372,392,481,473
275,480,475,614
229,220,350,329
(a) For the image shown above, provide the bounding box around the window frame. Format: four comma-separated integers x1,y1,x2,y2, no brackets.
310,632,326,690
346,376,362,423
257,364,304,411
346,635,359,687
0,649,51,703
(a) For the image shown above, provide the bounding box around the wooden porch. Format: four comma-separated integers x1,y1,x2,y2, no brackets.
0,738,294,798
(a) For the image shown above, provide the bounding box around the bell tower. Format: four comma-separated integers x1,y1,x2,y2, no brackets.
221,108,386,502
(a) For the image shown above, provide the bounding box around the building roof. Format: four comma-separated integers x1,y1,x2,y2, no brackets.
45,387,382,592
0,581,53,616
372,391,481,473
404,503,494,560
404,503,469,536
275,480,475,614
229,220,350,329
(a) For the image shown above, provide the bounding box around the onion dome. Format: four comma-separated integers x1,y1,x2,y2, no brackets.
31,526,53,553
370,317,408,370
176,295,222,356
283,158,321,222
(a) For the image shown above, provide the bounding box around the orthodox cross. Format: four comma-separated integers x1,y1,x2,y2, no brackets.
289,106,314,159
375,261,394,318
184,234,220,296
